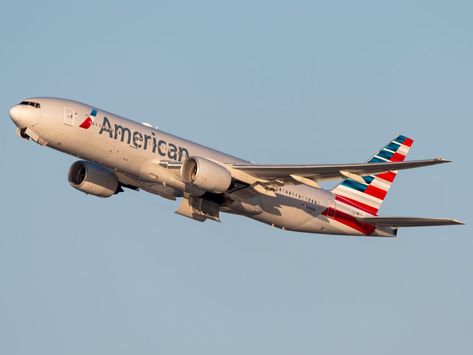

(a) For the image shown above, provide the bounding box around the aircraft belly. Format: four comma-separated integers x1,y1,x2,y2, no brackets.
252,195,312,230
246,189,369,235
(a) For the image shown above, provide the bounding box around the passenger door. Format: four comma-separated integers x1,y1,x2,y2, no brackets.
64,107,74,126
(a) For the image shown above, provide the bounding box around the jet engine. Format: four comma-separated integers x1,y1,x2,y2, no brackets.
68,161,120,198
181,157,232,193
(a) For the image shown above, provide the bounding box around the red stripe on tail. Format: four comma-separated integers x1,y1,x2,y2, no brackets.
390,152,406,162
323,208,376,235
364,185,387,200
403,137,414,147
335,195,378,215
376,171,397,182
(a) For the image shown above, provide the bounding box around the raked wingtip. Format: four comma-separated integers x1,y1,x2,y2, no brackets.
434,157,452,163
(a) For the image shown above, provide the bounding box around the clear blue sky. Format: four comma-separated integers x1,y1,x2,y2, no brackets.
1,1,471,354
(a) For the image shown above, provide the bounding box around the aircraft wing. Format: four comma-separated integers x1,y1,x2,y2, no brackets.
230,158,449,181
356,216,464,227
161,158,450,189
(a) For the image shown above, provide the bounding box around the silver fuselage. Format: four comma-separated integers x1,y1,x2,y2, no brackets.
9,97,395,237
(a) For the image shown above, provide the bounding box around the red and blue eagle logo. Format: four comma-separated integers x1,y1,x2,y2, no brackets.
79,108,98,129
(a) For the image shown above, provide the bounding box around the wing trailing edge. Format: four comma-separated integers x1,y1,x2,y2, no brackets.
230,158,450,181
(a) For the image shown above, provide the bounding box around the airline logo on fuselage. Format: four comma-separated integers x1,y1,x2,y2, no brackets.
98,116,189,161
79,108,97,129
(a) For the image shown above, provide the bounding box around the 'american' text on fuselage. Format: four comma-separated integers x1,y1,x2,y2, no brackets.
99,116,189,161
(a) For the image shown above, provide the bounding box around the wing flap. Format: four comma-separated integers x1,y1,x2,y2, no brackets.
357,216,464,227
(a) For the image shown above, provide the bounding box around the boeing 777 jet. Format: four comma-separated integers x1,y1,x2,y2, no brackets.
9,97,463,237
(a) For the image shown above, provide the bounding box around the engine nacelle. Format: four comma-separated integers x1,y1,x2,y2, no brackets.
181,157,232,193
68,161,119,198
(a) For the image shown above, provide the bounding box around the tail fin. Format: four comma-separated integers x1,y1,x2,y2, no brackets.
331,134,414,216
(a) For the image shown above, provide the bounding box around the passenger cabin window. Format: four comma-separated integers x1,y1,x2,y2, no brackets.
20,101,41,108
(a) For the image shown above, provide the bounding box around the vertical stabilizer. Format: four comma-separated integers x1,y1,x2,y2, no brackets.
331,135,414,215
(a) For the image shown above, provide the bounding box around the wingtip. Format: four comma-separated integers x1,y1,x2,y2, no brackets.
452,219,465,225
433,157,452,164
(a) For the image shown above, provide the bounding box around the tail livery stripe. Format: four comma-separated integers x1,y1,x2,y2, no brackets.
369,157,386,163
364,185,387,200
377,150,395,160
335,185,383,207
376,171,397,182
390,152,406,162
341,179,367,193
335,195,379,216
331,134,414,216
322,208,376,235
394,135,414,147
385,142,401,152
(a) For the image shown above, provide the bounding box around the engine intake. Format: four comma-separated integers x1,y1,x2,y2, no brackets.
68,161,119,198
181,157,232,193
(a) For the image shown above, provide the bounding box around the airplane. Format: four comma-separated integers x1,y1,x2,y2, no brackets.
8,97,463,237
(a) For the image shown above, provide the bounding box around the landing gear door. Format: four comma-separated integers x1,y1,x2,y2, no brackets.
64,107,74,126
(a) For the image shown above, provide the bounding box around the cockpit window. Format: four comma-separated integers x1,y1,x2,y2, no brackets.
20,101,41,108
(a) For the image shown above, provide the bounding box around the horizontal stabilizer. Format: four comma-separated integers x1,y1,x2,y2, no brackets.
356,216,464,227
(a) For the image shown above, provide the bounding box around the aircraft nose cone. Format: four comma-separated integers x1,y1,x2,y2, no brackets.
9,105,21,125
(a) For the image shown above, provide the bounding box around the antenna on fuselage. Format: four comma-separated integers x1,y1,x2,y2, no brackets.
141,122,159,130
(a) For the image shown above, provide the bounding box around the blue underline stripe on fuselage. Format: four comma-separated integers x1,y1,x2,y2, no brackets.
342,179,367,192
